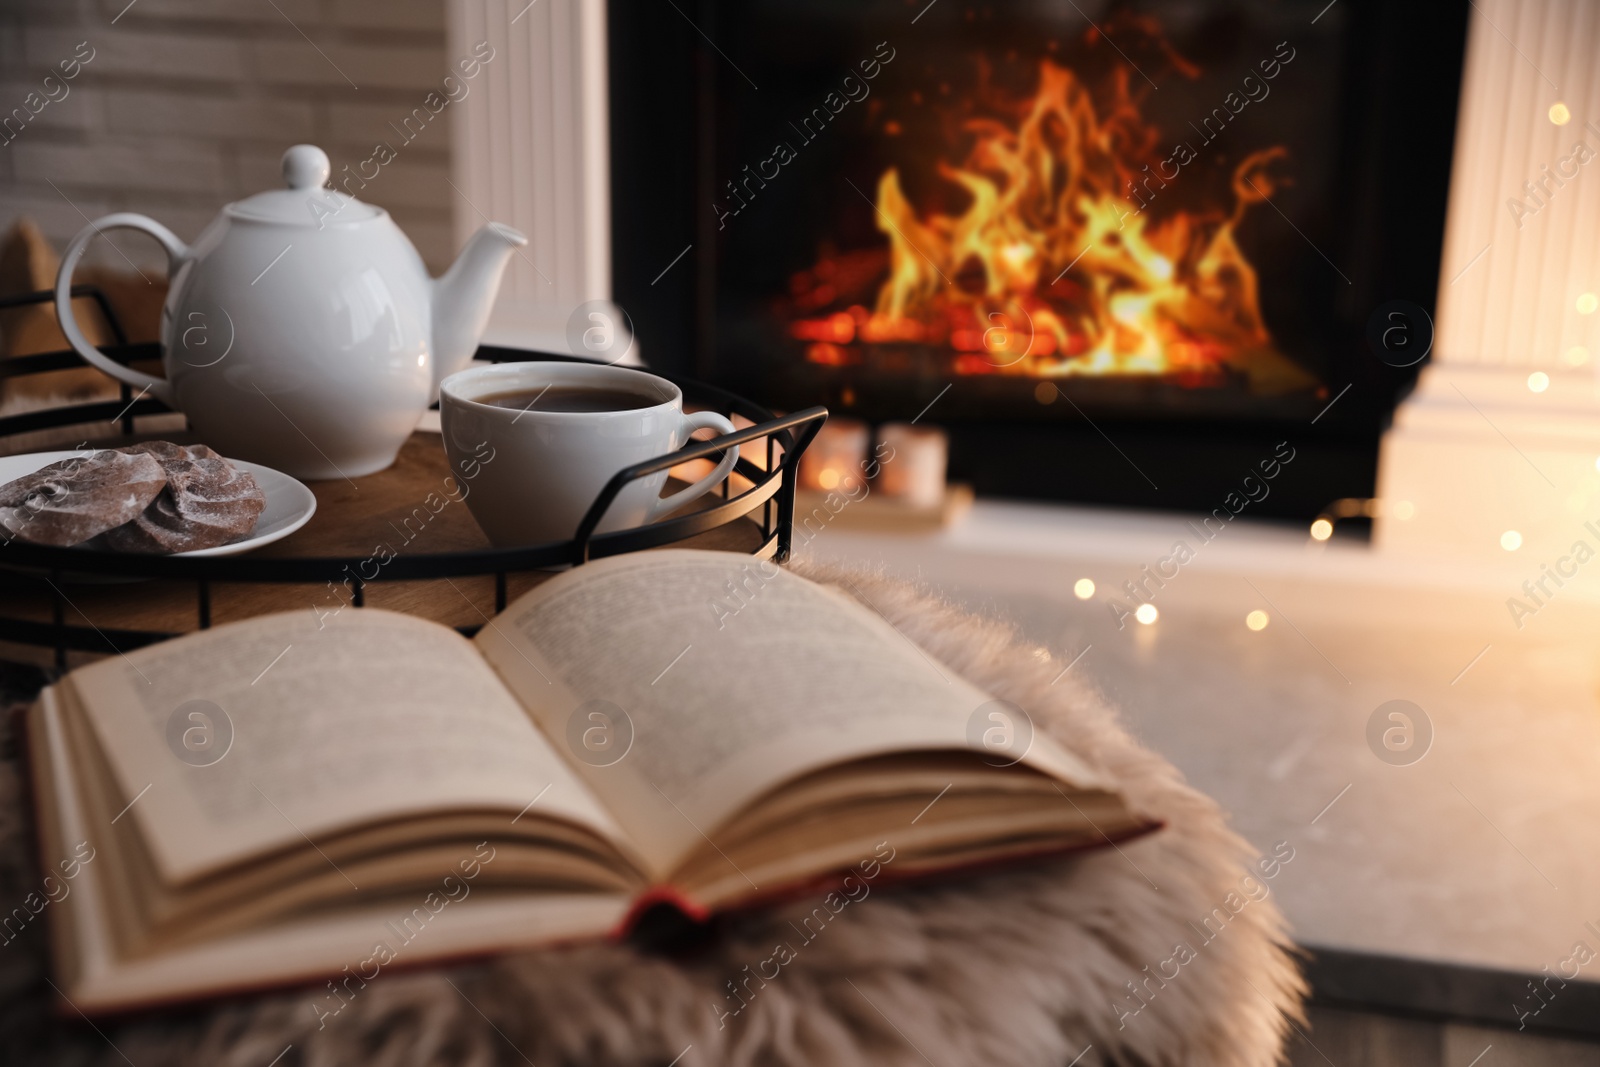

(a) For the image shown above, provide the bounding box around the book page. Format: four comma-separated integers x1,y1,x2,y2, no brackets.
474,550,1108,878
68,609,623,885
34,688,629,1014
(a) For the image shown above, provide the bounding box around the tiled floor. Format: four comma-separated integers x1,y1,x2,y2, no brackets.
805,508,1600,981
1287,1007,1600,1066
804,511,1600,1064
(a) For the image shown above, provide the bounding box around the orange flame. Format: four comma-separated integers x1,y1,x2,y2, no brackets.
792,56,1308,389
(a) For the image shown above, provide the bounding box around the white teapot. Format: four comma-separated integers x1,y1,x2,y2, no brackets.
53,144,527,479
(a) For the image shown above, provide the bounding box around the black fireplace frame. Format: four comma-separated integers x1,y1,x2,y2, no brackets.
607,0,1471,521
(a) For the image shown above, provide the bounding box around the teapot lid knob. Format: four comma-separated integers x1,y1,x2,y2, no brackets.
282,144,331,191
229,143,379,226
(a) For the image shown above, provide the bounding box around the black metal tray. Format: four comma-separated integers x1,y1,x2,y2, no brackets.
0,288,824,663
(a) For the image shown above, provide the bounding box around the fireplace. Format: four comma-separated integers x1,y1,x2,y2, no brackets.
608,0,1470,518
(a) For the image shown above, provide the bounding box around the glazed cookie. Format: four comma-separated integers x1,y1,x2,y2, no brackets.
99,443,266,553
0,450,168,547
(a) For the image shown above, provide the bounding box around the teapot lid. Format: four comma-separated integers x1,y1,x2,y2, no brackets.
227,145,384,227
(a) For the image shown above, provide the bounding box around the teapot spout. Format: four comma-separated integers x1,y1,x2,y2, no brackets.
431,222,528,395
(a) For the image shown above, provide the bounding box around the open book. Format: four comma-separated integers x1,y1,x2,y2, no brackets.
26,550,1154,1013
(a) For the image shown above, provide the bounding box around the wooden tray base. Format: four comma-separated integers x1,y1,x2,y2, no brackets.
0,431,764,671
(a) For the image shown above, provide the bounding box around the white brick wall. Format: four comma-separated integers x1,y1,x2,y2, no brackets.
0,0,455,282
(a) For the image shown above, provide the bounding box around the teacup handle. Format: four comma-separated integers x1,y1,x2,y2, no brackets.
646,410,739,521
54,213,187,407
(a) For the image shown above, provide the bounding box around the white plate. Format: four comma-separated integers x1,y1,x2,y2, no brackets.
0,449,317,557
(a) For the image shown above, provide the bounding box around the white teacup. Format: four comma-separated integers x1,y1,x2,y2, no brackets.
439,363,737,546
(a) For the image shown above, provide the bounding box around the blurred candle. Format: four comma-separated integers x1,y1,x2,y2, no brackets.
876,422,947,508
798,417,868,492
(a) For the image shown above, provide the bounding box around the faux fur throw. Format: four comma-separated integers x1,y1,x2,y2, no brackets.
0,562,1304,1067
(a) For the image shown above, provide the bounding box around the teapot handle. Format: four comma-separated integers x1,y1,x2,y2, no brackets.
54,213,187,407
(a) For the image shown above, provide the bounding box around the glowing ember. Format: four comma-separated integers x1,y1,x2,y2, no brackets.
787,54,1315,393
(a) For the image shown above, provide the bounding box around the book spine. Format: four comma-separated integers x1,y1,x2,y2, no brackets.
613,885,711,940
